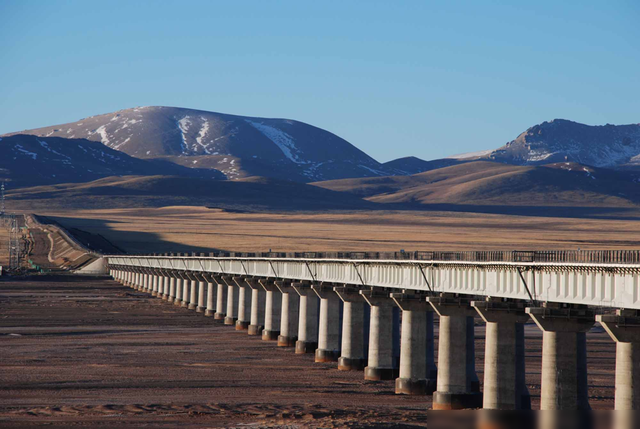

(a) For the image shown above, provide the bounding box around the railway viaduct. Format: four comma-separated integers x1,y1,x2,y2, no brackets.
106,250,640,420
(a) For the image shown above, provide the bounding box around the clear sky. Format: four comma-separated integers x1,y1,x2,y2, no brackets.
1,1,639,162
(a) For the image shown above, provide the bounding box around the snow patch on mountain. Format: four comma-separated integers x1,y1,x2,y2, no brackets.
245,119,307,164
196,117,211,153
177,116,191,152
13,144,38,160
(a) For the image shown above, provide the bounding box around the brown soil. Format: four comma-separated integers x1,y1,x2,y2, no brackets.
37,206,640,255
0,276,616,428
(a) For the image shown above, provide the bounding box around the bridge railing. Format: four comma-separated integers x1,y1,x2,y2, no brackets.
129,250,640,265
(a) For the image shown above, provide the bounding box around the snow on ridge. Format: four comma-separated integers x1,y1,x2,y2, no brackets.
90,125,111,146
177,116,191,153
196,116,211,153
245,119,306,164
13,144,37,160
447,149,494,159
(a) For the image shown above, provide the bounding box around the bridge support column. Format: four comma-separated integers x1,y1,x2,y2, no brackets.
597,310,640,420
312,285,342,362
205,282,216,317
168,277,176,303
224,277,239,325
526,304,594,411
391,293,437,395
214,281,226,320
247,280,266,335
196,281,206,312
142,274,149,292
361,290,399,380
151,274,159,296
276,282,299,347
472,299,530,410
187,279,198,310
174,278,184,306
181,278,190,308
428,294,481,409
259,280,282,341
335,287,367,371
292,283,319,354
161,276,169,300
234,278,251,330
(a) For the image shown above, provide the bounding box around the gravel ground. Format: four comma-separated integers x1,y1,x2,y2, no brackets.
0,276,616,428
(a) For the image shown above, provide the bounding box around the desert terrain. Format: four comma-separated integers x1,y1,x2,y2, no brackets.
35,206,640,255
0,275,616,428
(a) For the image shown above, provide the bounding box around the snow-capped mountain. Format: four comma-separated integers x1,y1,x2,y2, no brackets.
483,119,640,169
5,106,392,182
0,134,223,187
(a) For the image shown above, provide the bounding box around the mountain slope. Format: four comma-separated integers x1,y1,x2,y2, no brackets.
474,119,640,169
313,161,640,207
5,106,392,182
0,134,223,187
382,156,465,175
6,175,378,211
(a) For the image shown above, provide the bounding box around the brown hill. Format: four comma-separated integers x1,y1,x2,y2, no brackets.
6,175,377,212
312,161,640,207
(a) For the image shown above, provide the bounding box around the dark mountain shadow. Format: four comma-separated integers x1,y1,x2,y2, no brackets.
46,216,222,255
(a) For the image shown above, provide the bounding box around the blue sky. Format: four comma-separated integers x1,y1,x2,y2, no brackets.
1,1,638,162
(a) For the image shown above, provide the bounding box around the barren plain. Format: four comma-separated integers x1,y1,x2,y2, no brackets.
39,206,640,254
0,276,617,428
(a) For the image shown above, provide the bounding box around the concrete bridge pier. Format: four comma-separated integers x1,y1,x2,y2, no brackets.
247,279,266,335
168,276,176,303
152,275,160,297
174,278,183,306
205,281,216,317
137,272,143,291
180,276,190,308
597,310,640,429
214,279,227,320
233,277,252,330
196,280,206,312
361,290,399,380
428,294,482,410
187,279,198,310
472,298,531,410
141,273,149,292
259,280,282,341
526,304,594,412
224,276,239,325
276,282,299,347
335,287,367,371
161,275,169,300
391,293,437,395
292,283,319,354
312,284,342,363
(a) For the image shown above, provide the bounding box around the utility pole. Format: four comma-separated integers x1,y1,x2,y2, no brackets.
0,181,5,220
8,214,19,271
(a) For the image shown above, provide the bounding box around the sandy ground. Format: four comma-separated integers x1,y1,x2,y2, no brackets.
39,207,640,254
0,276,617,428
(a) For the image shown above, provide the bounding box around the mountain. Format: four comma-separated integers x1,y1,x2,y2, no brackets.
475,119,640,169
312,160,640,207
382,156,465,175
6,175,379,211
0,134,224,187
4,106,392,182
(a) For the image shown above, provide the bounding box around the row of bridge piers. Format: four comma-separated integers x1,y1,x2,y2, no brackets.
109,268,640,418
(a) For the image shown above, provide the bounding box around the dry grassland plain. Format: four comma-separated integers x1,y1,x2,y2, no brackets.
38,206,640,254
